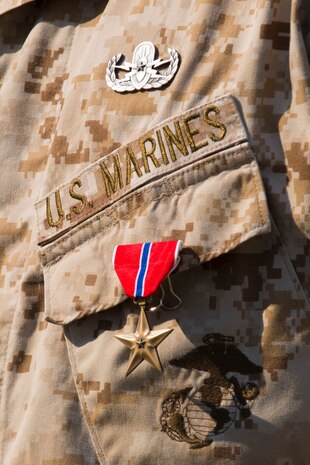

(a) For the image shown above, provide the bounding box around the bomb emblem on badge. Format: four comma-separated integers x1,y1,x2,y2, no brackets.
106,41,179,92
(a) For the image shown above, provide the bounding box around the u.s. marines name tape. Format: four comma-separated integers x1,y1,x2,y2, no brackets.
35,94,248,244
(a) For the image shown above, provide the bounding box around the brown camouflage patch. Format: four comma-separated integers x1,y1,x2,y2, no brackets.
7,351,32,373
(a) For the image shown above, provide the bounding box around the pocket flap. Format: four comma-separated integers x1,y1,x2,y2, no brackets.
37,95,270,324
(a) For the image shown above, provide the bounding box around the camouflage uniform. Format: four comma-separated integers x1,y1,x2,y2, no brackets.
0,0,309,464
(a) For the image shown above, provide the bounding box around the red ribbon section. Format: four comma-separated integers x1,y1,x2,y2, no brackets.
113,240,182,298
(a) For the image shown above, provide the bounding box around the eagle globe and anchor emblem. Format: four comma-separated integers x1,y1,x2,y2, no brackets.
160,334,262,449
106,41,179,92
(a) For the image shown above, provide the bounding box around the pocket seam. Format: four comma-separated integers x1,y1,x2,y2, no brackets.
251,158,265,226
43,149,267,270
39,141,250,247
64,324,107,465
41,144,256,259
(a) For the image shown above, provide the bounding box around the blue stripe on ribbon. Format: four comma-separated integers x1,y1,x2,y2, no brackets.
135,242,151,297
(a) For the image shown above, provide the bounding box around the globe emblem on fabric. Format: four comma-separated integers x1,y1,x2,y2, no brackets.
160,334,262,449
161,385,238,446
184,387,237,439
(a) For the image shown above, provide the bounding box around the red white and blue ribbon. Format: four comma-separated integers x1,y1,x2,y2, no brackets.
113,240,182,298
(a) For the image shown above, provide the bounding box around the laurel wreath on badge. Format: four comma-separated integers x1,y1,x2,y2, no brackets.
106,41,179,93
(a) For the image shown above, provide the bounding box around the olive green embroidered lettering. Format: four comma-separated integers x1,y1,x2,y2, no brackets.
69,178,87,215
203,105,227,142
183,112,209,152
156,129,169,165
99,155,123,197
163,121,189,161
139,136,160,173
126,145,143,185
46,190,64,228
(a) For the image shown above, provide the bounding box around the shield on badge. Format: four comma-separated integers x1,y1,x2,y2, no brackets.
131,41,155,90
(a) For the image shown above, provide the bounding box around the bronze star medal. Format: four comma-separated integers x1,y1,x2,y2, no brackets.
114,303,173,376
113,241,182,377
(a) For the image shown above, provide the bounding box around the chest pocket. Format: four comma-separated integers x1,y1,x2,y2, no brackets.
36,94,270,325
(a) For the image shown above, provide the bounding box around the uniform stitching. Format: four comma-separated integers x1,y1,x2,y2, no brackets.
48,223,270,325
43,148,257,261
44,155,267,269
42,145,253,256
64,325,107,465
36,100,247,241
250,160,265,226
37,125,245,240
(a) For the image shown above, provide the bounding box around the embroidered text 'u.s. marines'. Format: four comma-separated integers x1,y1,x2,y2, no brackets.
36,95,247,244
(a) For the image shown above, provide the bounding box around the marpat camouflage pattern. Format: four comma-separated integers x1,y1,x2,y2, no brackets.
0,1,309,464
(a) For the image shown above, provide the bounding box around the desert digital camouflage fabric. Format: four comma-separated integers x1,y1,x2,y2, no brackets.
0,1,309,464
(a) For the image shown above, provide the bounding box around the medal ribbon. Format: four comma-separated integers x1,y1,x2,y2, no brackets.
113,240,182,298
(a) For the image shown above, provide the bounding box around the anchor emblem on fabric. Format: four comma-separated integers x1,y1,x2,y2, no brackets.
106,41,179,92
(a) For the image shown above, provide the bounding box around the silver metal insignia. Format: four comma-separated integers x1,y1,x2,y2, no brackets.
106,41,179,93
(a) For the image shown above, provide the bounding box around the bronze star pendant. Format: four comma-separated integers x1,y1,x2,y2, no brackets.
115,306,173,377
